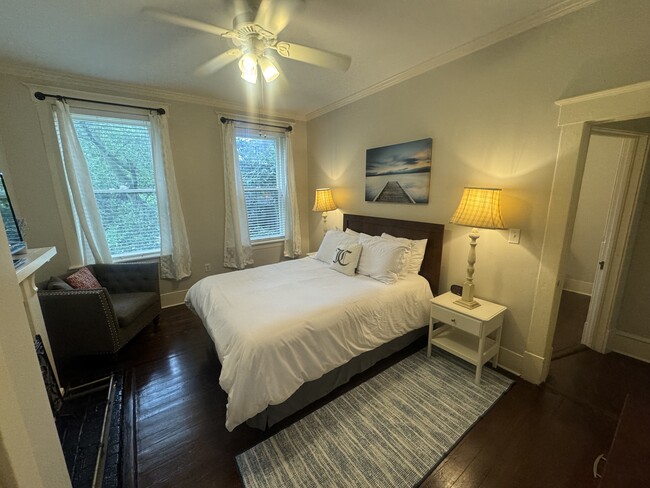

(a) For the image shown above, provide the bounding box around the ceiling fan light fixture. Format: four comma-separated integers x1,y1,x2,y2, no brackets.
240,65,258,84
239,52,258,72
144,3,352,84
259,56,279,83
239,52,258,84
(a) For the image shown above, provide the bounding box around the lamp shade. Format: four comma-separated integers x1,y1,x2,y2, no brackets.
259,56,280,83
313,188,337,212
449,187,505,229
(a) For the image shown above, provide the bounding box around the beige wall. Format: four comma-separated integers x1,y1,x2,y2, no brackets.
565,134,622,293
0,73,310,304
306,0,650,373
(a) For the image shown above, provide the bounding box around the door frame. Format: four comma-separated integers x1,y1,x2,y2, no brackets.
581,130,650,352
521,80,650,384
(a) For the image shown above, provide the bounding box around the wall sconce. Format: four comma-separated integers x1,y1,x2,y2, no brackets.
449,187,506,309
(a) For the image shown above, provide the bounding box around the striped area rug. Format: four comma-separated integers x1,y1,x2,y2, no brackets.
236,349,513,487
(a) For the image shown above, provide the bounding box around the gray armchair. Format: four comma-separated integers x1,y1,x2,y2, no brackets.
38,263,161,360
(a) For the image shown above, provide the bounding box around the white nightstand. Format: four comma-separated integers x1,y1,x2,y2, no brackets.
427,291,507,385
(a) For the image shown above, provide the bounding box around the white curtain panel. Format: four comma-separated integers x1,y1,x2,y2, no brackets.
53,100,113,264
222,121,253,269
149,113,192,280
280,132,302,258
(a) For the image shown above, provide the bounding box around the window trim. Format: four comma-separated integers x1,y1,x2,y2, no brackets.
235,126,287,243
31,84,169,267
59,108,162,260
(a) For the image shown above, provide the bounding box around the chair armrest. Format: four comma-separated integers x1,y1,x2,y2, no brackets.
94,262,160,295
38,288,122,358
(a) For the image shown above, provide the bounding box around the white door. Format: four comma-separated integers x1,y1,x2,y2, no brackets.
582,130,650,352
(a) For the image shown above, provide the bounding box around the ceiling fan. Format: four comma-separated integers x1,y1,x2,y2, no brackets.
143,0,352,84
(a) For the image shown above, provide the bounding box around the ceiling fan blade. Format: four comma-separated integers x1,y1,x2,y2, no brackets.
142,7,236,38
275,42,351,72
194,49,242,77
254,0,303,35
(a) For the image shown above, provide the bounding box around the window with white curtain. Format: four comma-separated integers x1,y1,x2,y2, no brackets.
55,109,161,260
235,127,286,241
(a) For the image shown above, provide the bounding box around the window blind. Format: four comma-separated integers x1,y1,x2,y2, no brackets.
55,111,161,259
236,128,286,241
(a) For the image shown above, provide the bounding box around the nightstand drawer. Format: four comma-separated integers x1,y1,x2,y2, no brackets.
430,303,481,335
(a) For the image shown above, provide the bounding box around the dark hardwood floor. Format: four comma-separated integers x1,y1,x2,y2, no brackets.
552,290,590,359
57,303,650,488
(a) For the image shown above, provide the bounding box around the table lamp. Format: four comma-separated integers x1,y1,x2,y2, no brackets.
313,188,337,226
449,187,505,309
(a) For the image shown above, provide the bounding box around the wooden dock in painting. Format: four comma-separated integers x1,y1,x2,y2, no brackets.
373,180,416,203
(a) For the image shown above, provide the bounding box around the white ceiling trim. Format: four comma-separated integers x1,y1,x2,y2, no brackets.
0,0,598,123
0,60,306,122
305,0,599,121
555,79,650,107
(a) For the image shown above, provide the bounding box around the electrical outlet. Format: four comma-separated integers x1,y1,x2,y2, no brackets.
204,263,212,272
508,228,521,244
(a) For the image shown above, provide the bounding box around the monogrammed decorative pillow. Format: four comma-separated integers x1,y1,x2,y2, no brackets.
329,243,362,276
315,229,359,264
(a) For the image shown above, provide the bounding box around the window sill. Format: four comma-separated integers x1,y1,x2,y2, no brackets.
251,239,284,249
113,252,160,263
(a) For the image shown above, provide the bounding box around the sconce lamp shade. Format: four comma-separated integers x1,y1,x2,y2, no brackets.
450,187,505,230
312,188,337,213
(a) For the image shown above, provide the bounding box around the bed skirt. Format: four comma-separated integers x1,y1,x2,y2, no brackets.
246,326,427,430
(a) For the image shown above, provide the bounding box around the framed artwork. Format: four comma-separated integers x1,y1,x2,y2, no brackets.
365,138,432,204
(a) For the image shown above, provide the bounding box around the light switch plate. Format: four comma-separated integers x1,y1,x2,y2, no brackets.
508,228,521,244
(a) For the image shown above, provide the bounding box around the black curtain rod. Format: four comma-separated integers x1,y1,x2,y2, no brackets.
220,116,292,132
33,91,166,115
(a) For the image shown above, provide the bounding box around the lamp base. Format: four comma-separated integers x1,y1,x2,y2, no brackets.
454,298,481,309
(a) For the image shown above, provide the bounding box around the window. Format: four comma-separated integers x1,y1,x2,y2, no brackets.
56,111,161,260
235,128,286,241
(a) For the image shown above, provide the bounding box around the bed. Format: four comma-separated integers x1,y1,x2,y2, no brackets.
185,214,444,431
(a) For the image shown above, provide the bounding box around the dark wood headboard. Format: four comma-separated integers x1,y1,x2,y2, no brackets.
343,214,444,295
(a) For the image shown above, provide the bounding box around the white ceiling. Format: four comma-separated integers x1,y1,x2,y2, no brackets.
0,0,595,119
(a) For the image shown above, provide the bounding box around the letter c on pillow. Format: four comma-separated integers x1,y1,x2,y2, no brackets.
333,247,352,266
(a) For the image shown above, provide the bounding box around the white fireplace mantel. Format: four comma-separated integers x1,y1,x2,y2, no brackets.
16,246,59,382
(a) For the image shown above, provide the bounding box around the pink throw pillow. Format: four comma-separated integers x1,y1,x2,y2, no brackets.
65,267,102,289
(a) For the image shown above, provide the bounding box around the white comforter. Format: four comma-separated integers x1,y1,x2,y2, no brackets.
185,257,432,431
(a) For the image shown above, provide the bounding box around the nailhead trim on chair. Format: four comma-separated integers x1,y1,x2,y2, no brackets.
97,290,121,352
45,289,121,353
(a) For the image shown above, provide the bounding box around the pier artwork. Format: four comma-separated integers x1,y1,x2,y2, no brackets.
372,180,416,203
365,138,432,204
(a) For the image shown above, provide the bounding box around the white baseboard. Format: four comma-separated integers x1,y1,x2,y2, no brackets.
496,346,523,376
563,279,593,296
610,331,650,363
161,289,189,309
520,350,546,384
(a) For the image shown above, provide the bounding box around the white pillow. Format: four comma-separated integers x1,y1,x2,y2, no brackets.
344,228,359,236
380,233,414,274
382,233,428,274
315,230,359,264
357,235,409,284
330,243,362,276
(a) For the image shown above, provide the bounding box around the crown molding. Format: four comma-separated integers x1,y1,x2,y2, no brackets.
0,0,597,124
0,61,306,122
305,0,599,121
555,79,650,106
